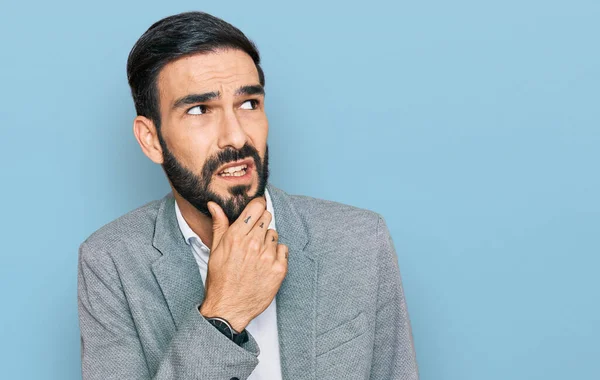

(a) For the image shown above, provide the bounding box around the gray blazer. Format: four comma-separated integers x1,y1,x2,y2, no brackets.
78,183,419,379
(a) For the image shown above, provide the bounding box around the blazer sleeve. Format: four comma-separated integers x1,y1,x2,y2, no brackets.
370,216,420,380
77,242,260,380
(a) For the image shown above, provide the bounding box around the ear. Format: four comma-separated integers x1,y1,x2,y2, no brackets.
133,115,164,164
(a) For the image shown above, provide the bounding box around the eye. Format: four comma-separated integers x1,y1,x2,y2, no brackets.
240,99,259,110
187,105,208,115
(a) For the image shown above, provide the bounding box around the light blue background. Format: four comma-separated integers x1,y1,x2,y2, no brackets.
1,0,598,379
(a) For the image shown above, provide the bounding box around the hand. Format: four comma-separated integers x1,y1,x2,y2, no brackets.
199,196,289,332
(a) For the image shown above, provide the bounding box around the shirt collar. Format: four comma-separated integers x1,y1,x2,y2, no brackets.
175,188,277,248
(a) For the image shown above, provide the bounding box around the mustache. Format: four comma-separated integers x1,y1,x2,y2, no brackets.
201,143,262,178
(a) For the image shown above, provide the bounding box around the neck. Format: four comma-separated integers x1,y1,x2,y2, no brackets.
172,189,268,250
172,191,216,249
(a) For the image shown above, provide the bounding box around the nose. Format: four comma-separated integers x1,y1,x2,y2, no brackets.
217,108,247,151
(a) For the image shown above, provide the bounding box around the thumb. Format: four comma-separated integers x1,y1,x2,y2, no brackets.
207,201,229,249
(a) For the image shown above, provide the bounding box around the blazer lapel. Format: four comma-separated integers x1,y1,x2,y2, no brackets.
151,193,205,330
268,183,317,380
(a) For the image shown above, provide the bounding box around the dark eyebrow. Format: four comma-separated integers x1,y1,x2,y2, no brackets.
172,91,220,110
235,85,265,97
172,85,265,111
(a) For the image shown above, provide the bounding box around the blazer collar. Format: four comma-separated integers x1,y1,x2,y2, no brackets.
151,190,205,330
151,182,310,257
267,184,317,379
151,182,317,379
150,183,309,256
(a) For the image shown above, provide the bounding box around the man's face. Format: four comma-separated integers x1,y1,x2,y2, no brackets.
155,48,269,224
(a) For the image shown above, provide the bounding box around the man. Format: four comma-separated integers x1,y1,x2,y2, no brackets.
77,11,419,380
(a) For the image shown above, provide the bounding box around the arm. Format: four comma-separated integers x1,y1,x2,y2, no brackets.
369,216,420,380
77,242,260,380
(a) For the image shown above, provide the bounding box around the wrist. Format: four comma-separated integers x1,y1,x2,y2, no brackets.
200,313,249,346
198,302,249,332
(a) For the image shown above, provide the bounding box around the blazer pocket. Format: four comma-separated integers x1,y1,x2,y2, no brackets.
316,311,367,357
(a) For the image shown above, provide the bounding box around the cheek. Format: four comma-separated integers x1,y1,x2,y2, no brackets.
245,116,269,149
174,135,212,174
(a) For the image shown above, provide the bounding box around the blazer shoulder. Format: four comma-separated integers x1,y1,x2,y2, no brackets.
287,193,384,250
80,196,164,254
291,193,381,221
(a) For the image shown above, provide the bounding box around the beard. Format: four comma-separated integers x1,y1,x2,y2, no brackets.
158,135,269,225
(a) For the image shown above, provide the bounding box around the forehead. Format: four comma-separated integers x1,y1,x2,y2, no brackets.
157,48,260,104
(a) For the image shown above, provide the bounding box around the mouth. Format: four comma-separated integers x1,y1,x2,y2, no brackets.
215,158,255,182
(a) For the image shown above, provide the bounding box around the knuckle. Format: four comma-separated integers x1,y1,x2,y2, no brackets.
251,197,267,209
263,210,272,221
248,238,262,252
273,263,287,275
269,243,279,254
230,233,242,244
261,242,274,255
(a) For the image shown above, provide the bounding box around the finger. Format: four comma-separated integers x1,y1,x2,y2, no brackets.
231,196,267,234
257,229,278,264
264,228,278,246
275,244,289,266
248,209,272,240
207,201,229,249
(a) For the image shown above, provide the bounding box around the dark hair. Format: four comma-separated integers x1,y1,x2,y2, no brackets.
126,11,265,129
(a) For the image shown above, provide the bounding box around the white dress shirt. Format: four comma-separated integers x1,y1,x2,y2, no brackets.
174,188,282,380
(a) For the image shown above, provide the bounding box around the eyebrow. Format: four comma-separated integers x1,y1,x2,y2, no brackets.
235,85,265,97
172,91,219,110
172,84,265,110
